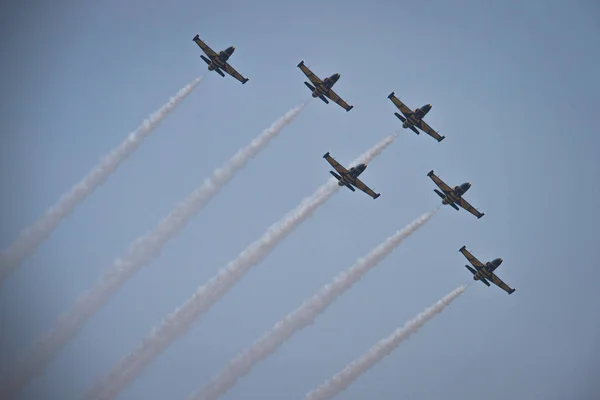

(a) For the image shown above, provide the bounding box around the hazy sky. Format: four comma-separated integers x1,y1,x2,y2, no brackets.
1,1,599,399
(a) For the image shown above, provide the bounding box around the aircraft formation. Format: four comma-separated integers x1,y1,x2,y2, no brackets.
194,34,516,295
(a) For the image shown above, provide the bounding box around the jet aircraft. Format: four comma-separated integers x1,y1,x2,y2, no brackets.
193,34,249,84
427,170,484,218
323,152,380,199
459,245,516,294
298,61,354,111
387,92,445,142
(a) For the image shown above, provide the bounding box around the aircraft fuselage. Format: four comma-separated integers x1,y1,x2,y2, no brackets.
312,73,340,97
441,182,471,205
337,163,366,186
207,46,235,71
402,103,432,128
473,258,503,281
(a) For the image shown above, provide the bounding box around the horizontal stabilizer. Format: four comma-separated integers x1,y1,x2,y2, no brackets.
465,264,478,275
345,184,356,192
304,81,316,91
329,171,342,181
434,189,446,199
318,95,329,104
410,126,420,135
394,112,406,123
200,55,212,65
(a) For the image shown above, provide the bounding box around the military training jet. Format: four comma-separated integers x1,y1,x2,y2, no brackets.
459,245,516,294
298,61,354,111
387,92,445,142
323,152,380,199
193,34,249,84
427,170,484,218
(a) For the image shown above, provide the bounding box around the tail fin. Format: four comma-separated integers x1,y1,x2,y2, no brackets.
410,126,420,135
465,264,477,275
304,81,316,91
214,67,225,77
434,189,446,199
200,55,212,65
345,184,356,192
394,112,406,123
318,95,329,104
450,202,459,211
329,171,342,181
465,265,491,286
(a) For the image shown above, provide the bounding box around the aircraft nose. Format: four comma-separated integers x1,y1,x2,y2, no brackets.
499,258,504,263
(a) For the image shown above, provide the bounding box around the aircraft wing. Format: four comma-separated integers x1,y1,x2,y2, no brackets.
457,197,485,219
489,272,516,294
223,62,249,84
416,119,445,142
387,92,414,117
298,61,323,86
323,152,350,176
325,88,354,111
351,177,380,199
193,35,217,58
459,246,484,269
427,170,453,194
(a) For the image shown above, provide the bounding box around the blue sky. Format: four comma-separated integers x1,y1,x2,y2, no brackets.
1,1,599,399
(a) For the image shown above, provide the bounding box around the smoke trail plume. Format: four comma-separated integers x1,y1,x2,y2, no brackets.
304,285,468,400
0,103,306,400
0,76,204,282
82,134,397,400
188,208,437,400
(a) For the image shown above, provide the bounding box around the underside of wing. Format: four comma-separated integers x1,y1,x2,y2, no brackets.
323,152,350,176
490,273,516,294
427,171,453,194
223,62,249,84
416,119,445,142
459,246,485,269
458,197,485,219
298,62,323,86
351,177,380,199
326,89,353,111
193,35,217,58
387,92,413,116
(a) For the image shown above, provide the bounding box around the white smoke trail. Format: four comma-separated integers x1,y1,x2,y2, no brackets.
0,103,306,400
303,285,468,400
82,134,398,400
0,76,204,283
188,208,438,400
